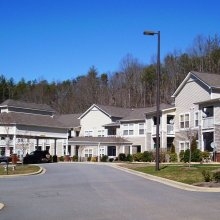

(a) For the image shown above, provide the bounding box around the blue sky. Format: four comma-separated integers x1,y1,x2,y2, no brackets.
0,0,220,83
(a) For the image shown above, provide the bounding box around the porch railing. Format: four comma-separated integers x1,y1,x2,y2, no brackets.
202,117,214,129
167,124,175,135
152,124,174,135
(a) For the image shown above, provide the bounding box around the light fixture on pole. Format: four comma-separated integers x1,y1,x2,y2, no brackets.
143,30,160,171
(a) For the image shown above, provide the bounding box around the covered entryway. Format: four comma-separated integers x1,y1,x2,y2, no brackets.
68,136,132,161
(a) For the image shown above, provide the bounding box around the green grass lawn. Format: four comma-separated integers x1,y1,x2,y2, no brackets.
0,164,41,175
124,164,220,184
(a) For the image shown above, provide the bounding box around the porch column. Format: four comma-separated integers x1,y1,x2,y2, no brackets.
130,145,133,155
97,142,100,162
122,146,125,154
116,145,120,157
54,139,57,155
36,138,39,150
13,126,16,153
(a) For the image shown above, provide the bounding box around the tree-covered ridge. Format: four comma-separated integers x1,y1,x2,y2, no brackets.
1,34,220,114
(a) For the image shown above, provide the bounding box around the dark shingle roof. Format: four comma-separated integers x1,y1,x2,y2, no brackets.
191,71,220,88
120,108,146,121
55,114,81,128
95,104,132,118
120,104,174,121
69,136,132,145
0,99,55,112
0,112,67,129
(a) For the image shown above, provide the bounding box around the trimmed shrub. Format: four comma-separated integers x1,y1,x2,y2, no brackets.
132,152,143,162
179,150,185,162
201,151,210,162
213,171,220,182
109,158,114,162
72,155,78,162
59,156,64,162
170,143,176,153
100,155,108,162
126,154,133,162
202,170,212,182
142,151,153,162
169,153,178,162
118,153,126,161
183,149,190,163
191,149,202,162
87,156,91,162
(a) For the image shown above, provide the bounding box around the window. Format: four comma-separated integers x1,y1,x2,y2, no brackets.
85,149,93,157
99,147,105,157
129,124,134,135
179,113,189,129
123,124,128,135
194,111,199,127
123,124,134,136
179,141,190,152
98,129,105,137
139,123,145,135
84,130,93,137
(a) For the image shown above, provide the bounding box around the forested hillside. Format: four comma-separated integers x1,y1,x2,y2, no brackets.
1,34,220,114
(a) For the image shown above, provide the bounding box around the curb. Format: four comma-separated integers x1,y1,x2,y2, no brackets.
111,164,220,192
0,165,45,178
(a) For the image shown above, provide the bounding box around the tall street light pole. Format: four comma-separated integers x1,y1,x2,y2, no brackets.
143,30,160,171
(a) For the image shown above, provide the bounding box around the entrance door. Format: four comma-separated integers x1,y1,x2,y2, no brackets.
108,146,116,156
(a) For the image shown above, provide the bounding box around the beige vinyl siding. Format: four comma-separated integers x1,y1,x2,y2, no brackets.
175,78,210,132
214,103,220,125
126,136,145,149
80,106,111,137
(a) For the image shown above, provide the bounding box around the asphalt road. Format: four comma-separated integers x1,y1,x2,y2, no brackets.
0,163,220,220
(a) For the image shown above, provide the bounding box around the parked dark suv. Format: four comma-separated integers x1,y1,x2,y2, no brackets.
23,150,51,164
0,156,12,163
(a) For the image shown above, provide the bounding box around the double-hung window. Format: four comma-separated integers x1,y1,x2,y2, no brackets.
194,111,199,127
98,129,105,137
84,130,93,137
123,124,134,136
139,123,145,135
179,113,189,129
85,149,93,157
179,141,190,152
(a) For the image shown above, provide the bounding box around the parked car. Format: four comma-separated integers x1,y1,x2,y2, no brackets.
23,150,51,164
0,156,12,163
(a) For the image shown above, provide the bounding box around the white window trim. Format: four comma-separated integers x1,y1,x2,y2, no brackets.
122,124,134,136
179,141,190,152
98,129,105,137
85,148,93,157
138,123,145,135
194,111,199,128
179,112,190,130
84,130,93,137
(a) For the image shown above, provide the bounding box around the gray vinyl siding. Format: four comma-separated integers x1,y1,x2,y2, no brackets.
174,76,211,152
175,77,210,133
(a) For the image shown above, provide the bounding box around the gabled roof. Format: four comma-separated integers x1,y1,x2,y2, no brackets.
0,99,55,113
78,104,131,119
172,71,220,98
55,113,81,128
